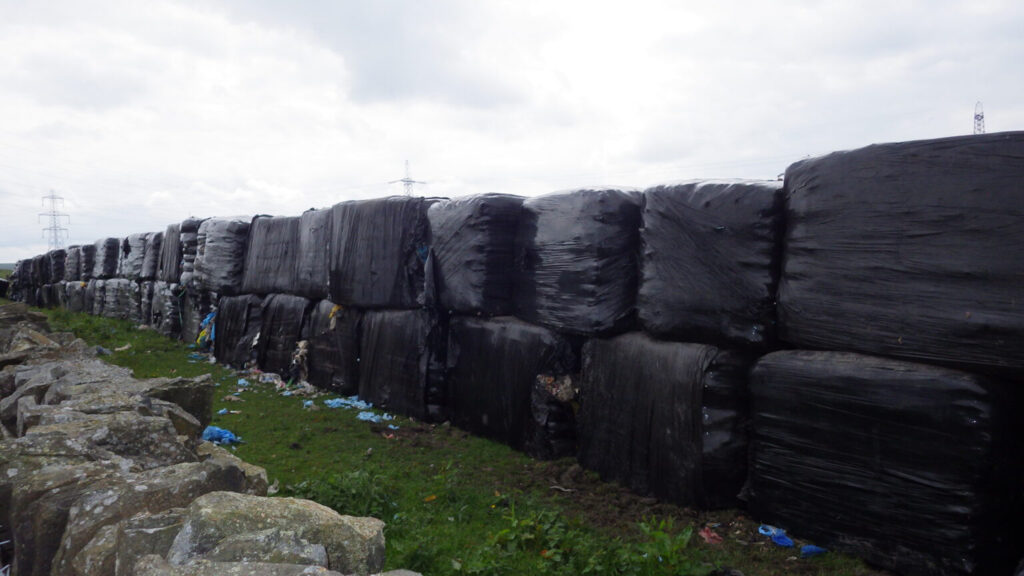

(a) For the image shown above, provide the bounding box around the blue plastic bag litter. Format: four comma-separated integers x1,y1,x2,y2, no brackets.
217,408,228,415
202,425,241,445
801,545,827,558
356,411,395,424
303,400,314,408
323,396,372,410
758,525,794,547
237,378,250,387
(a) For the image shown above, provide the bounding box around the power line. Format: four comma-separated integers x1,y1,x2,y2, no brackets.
389,160,426,196
974,101,985,135
39,190,70,250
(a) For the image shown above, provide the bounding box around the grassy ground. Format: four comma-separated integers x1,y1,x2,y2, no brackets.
38,306,889,576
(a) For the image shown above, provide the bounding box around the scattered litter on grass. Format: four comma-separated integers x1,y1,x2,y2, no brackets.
217,408,241,415
387,424,400,430
222,395,244,403
324,396,371,410
237,378,250,387
114,343,132,352
202,425,241,445
758,525,794,547
357,411,394,423
699,525,724,545
800,544,827,558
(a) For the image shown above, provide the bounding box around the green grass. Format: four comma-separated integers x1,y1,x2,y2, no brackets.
38,306,886,576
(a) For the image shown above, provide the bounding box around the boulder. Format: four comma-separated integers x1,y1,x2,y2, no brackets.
196,441,269,496
205,528,329,565
115,508,187,576
135,555,347,576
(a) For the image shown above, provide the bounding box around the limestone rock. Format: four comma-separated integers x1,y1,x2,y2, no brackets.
167,491,385,575
134,555,347,576
115,509,186,576
73,523,118,576
141,374,216,430
206,528,329,565
196,441,268,496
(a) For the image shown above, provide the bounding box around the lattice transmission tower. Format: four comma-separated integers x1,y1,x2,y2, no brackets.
39,190,70,250
974,101,986,135
389,160,426,196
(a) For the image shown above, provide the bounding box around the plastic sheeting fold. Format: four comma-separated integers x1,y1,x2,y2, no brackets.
779,132,1024,373
149,281,182,338
256,293,311,377
516,188,641,336
194,218,250,295
306,300,361,394
639,180,784,348
78,243,96,281
47,249,66,284
748,350,1022,576
427,194,524,316
329,197,436,309
446,316,577,459
295,209,332,300
178,217,206,287
241,216,300,295
578,332,749,508
140,231,162,281
64,246,81,282
214,294,263,368
158,223,183,284
119,233,148,280
93,238,120,280
359,309,445,421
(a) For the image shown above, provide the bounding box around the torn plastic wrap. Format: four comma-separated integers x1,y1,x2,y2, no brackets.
329,196,437,309
93,237,120,280
241,216,300,295
180,289,216,344
578,332,749,509
194,217,250,295
214,294,263,368
140,231,162,281
118,233,148,280
149,281,182,338
295,208,332,300
157,223,182,284
306,299,361,394
748,350,1023,576
447,316,577,459
87,279,105,316
47,249,66,283
178,217,207,287
78,243,96,281
64,281,86,313
359,309,445,421
64,246,81,282
639,180,784,348
427,194,524,316
256,294,312,377
779,132,1024,374
516,188,642,336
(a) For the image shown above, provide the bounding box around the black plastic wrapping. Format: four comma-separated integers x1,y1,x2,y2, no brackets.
516,188,641,336
64,281,86,313
180,288,215,344
194,218,250,295
178,217,207,287
157,223,182,284
639,180,784,348
47,249,66,283
779,132,1024,373
38,283,60,309
306,300,361,394
359,309,445,421
241,216,300,295
93,237,120,279
139,281,154,324
101,278,140,321
0,278,7,299
149,281,182,338
295,208,332,300
427,194,524,316
256,293,312,377
446,316,577,459
748,350,1022,576
119,233,148,280
214,294,263,368
140,231,162,281
329,196,436,309
64,246,81,282
78,243,96,281
33,254,50,286
578,332,749,508
87,279,105,316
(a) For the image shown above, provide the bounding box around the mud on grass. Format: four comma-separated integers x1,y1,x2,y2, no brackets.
42,306,890,576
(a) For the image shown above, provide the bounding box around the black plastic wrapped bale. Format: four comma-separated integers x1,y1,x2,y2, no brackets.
241,216,300,295
149,281,182,338
214,294,263,368
47,249,66,283
0,278,7,299
427,194,524,316
158,223,182,283
101,278,137,320
329,196,436,309
194,218,250,295
139,281,154,324
180,289,216,344
78,243,96,281
65,281,86,313
38,283,59,309
256,294,312,377
447,316,577,459
578,333,749,508
87,279,105,316
516,188,642,336
639,180,784,348
780,132,1024,374
33,254,50,286
140,231,162,281
295,208,332,300
359,309,445,421
64,246,81,282
92,237,120,279
306,299,361,394
748,350,1022,576
178,217,207,287
118,233,147,280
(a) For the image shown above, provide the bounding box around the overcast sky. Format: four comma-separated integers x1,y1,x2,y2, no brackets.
2,0,1022,262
